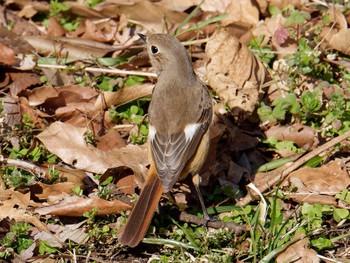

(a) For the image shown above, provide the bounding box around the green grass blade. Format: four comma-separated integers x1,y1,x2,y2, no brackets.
174,0,204,37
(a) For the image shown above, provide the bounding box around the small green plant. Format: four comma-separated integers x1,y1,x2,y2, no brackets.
263,136,304,154
249,35,275,65
42,0,80,31
84,130,97,147
0,222,33,259
48,165,60,182
258,85,350,136
258,93,300,123
110,100,149,144
98,176,114,200
49,0,70,16
336,189,350,204
38,241,59,255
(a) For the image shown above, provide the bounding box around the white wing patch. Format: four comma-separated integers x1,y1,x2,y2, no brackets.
149,125,156,141
184,123,200,142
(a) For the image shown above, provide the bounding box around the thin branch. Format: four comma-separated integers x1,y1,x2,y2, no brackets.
0,156,46,178
37,64,157,77
179,211,247,235
238,130,350,206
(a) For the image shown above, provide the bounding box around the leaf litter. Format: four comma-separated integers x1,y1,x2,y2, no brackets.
0,0,350,261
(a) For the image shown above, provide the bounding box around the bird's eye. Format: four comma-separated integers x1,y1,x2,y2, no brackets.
151,46,159,54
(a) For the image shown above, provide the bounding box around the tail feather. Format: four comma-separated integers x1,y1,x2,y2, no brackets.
119,165,163,247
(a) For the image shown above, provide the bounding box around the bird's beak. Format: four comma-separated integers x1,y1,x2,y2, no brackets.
137,33,147,43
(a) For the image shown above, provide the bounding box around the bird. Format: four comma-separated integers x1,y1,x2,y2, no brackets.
118,33,213,247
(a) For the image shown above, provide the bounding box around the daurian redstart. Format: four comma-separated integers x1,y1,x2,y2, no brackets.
119,33,213,247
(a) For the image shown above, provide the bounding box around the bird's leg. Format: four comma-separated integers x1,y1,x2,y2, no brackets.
192,173,211,222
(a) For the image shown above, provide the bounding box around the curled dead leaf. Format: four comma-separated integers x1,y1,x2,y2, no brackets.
221,0,260,27
36,122,148,176
284,161,350,194
93,83,153,111
23,36,120,59
35,195,132,216
320,6,350,56
265,124,319,150
276,236,319,263
205,28,268,120
96,0,188,33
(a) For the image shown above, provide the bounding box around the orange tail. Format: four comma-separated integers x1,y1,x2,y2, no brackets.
119,165,163,247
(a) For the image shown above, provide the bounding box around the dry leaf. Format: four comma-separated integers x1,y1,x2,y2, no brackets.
97,0,188,33
93,83,153,111
285,161,350,194
96,129,126,151
35,195,132,216
23,36,119,59
47,16,67,37
81,19,113,42
206,28,268,120
201,0,231,12
45,221,89,244
30,182,80,201
0,189,50,232
0,43,16,65
26,85,98,107
276,236,319,263
9,72,41,97
64,1,105,18
15,243,36,262
26,85,98,126
36,122,148,175
222,0,259,27
323,29,350,56
320,6,350,56
268,0,309,9
40,164,87,183
0,96,21,127
265,124,319,150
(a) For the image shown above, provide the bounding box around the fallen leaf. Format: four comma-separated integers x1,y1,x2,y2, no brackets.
36,122,148,175
0,43,16,65
0,189,52,232
35,195,132,216
323,28,350,56
47,221,89,244
265,124,319,150
206,28,268,120
0,96,21,128
40,164,87,183
320,6,350,56
8,72,41,97
93,83,153,111
96,129,126,151
97,0,188,33
285,161,350,194
23,36,120,59
276,236,319,263
222,0,259,27
81,19,113,42
30,182,81,201
268,0,309,9
47,16,67,37
25,85,98,126
26,85,97,106
15,242,36,262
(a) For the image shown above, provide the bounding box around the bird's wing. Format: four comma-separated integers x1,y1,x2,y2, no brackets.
149,87,212,192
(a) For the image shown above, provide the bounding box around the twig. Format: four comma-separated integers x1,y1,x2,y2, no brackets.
179,211,246,235
182,38,209,46
0,156,46,177
238,130,350,206
37,64,157,77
